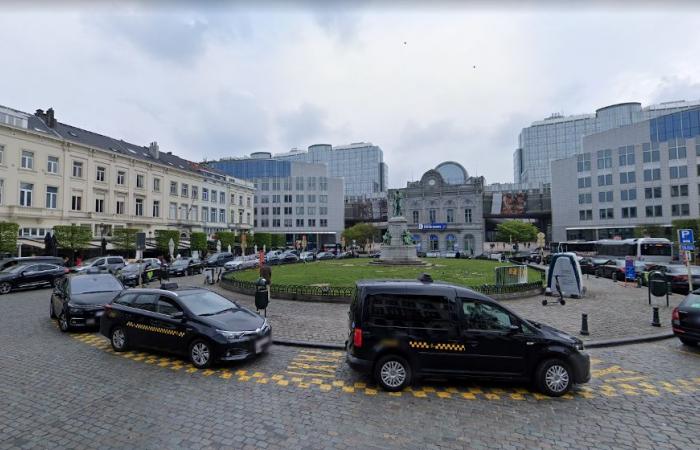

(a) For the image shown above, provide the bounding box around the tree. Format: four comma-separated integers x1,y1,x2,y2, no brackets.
190,232,207,257
270,234,286,248
53,225,92,262
216,231,237,252
634,224,668,239
112,228,139,258
495,220,538,244
0,222,19,255
342,223,378,250
252,232,271,250
155,229,180,256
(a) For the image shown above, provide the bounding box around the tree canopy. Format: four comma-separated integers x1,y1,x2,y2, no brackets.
53,225,92,257
495,220,539,243
342,223,378,248
0,222,19,254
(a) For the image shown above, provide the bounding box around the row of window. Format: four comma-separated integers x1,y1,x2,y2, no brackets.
578,165,690,189
255,206,329,216
4,147,251,206
577,184,694,205
254,177,329,192
257,194,328,204
255,218,329,228
576,142,700,173
411,209,473,224
578,204,691,221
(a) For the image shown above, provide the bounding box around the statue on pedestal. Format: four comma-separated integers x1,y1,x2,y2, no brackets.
391,191,403,217
382,231,392,245
401,230,413,246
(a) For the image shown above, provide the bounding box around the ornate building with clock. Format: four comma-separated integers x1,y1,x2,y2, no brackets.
389,162,484,256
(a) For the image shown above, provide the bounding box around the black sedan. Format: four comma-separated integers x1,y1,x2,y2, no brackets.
117,261,161,287
51,274,124,332
100,286,271,368
672,292,700,346
168,258,203,277
0,263,67,295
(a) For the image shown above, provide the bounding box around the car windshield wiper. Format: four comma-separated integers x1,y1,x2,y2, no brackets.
199,308,235,316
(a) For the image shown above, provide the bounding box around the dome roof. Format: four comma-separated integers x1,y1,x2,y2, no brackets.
435,161,468,184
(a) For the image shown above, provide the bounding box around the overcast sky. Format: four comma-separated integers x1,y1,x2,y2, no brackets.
1,2,700,187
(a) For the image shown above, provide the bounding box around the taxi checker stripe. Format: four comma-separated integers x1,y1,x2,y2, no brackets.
126,321,185,337
409,341,465,351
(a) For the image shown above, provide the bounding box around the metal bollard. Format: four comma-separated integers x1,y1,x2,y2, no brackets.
637,277,642,288
612,272,617,283
651,307,661,327
580,313,590,336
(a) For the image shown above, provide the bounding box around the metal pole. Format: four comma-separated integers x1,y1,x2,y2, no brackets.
686,250,693,293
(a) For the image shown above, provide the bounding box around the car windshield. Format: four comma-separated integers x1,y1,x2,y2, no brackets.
207,253,222,262
71,275,123,294
172,260,188,267
178,291,240,316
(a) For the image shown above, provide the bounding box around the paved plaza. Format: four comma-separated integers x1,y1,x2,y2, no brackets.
0,279,698,449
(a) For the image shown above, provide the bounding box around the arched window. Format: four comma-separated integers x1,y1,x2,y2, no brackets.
429,234,439,251
464,234,475,255
446,234,456,251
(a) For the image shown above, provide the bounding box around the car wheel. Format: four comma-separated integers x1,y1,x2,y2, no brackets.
679,337,697,346
374,354,412,392
58,312,70,332
0,282,11,295
49,302,56,319
190,340,212,369
535,359,572,397
110,326,129,352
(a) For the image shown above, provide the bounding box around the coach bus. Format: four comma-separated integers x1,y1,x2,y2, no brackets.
551,241,597,256
595,238,673,263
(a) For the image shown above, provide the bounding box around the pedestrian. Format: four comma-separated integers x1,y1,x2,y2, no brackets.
76,255,83,267
63,256,69,266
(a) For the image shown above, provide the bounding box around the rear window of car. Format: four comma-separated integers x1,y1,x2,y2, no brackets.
107,258,123,264
366,293,454,330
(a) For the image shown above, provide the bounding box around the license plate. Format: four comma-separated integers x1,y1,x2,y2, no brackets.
86,318,95,326
95,311,103,317
255,336,270,353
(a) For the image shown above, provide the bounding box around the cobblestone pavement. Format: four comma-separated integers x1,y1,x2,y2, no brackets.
1,285,698,449
203,273,683,345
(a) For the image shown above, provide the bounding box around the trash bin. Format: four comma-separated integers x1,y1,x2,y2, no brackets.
255,277,269,312
160,264,169,281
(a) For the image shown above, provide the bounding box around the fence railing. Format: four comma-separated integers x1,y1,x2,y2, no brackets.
222,272,543,300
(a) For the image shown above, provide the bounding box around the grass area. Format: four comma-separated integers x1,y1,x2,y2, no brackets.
232,258,540,288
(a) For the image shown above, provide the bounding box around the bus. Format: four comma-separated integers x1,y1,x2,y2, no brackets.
595,238,673,263
551,241,597,256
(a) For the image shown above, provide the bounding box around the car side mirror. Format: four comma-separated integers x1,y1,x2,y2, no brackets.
507,325,520,334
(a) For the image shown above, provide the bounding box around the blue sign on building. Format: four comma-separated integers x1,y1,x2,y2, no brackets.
418,223,447,231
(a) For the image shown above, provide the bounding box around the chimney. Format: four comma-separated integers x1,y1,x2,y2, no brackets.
46,108,56,128
148,141,160,159
35,109,45,120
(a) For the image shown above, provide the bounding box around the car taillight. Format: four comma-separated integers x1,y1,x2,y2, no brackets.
353,328,363,348
672,307,679,321
672,275,687,281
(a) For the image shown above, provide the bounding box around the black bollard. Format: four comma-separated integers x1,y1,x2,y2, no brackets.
637,276,642,288
651,307,661,327
580,313,590,336
612,272,617,283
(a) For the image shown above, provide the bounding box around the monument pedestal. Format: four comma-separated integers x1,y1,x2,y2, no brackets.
373,216,425,266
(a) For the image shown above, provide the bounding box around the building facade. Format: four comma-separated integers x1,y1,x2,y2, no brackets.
0,105,254,246
205,153,345,247
515,100,700,185
392,162,484,256
552,107,700,241
273,142,388,201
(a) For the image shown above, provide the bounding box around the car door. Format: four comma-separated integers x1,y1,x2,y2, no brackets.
458,298,529,376
17,264,43,288
37,264,58,286
148,296,190,354
123,293,159,348
51,277,67,317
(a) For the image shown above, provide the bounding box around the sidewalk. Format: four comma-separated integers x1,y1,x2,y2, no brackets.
202,273,681,347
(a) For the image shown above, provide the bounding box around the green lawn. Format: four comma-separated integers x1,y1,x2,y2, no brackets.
232,258,540,288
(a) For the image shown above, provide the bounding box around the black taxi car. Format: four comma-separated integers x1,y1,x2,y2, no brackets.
100,285,271,368
50,273,124,331
346,277,590,396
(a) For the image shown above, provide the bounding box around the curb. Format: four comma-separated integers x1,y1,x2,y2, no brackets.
585,331,675,348
272,332,676,352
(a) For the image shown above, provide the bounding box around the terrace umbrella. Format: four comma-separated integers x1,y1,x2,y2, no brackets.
216,240,222,253
44,233,53,256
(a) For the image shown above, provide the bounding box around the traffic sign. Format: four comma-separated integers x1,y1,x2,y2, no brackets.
679,229,694,245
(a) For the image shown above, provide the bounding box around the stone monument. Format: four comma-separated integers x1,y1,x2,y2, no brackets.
374,191,425,265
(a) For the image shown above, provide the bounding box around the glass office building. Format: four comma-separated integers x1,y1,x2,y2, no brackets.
273,143,388,201
515,100,700,185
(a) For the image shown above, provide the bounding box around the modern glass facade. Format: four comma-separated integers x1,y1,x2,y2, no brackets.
205,158,291,179
273,143,387,201
515,100,700,185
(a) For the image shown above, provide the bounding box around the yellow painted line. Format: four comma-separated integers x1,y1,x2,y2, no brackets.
353,382,367,389
342,386,354,393
238,376,251,381
484,393,500,400
388,392,402,397
462,392,476,400
331,380,345,387
201,369,216,377
220,372,232,380
319,384,332,392
284,371,335,378
256,378,268,384
277,380,289,386
412,390,427,398
605,376,647,383
510,393,525,400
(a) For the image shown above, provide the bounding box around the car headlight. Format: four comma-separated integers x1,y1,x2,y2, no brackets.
217,329,253,341
575,342,584,351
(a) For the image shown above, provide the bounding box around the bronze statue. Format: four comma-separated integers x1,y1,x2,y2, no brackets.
401,230,413,246
392,191,403,217
382,231,392,245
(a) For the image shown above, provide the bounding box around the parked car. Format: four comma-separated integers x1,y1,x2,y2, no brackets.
100,286,272,368
299,251,315,262
117,260,162,287
578,257,614,275
316,251,336,261
368,251,381,259
0,263,67,294
642,264,700,294
168,257,203,276
265,250,283,265
672,292,700,346
598,259,647,280
205,252,235,267
50,273,124,331
73,256,125,274
0,256,65,272
335,251,354,259
280,252,299,264
224,255,260,271
346,277,590,396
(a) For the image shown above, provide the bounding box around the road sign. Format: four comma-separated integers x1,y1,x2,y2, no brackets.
679,229,694,245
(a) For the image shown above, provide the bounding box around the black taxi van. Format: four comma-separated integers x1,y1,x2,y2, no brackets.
346,277,590,396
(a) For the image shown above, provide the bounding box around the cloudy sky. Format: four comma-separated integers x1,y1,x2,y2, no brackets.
1,2,700,186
